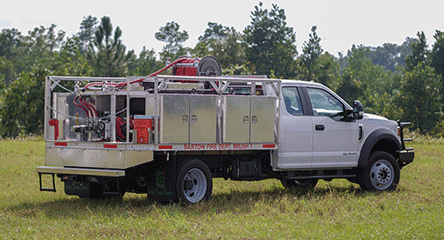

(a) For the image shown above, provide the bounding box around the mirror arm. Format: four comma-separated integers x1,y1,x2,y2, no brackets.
344,109,354,121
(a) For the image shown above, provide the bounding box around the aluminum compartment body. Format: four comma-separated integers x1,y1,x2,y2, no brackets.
45,146,153,169
159,94,217,144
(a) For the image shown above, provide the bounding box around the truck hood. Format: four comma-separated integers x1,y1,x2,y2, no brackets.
362,113,399,139
364,113,388,121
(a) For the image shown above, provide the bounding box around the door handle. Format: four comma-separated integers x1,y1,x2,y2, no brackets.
182,115,189,123
191,115,198,123
315,125,325,131
243,116,249,124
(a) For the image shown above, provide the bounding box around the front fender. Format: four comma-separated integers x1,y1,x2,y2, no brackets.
358,129,401,167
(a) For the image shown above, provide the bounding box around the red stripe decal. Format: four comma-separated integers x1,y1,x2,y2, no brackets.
158,145,173,150
263,144,275,148
104,144,118,149
54,142,67,146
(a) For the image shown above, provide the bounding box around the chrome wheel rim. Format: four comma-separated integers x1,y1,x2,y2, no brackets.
182,168,207,203
370,159,394,190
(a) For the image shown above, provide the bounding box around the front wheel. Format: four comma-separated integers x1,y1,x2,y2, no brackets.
358,151,400,191
176,159,213,205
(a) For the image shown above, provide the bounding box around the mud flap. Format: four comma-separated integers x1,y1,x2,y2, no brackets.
65,181,92,197
146,157,177,203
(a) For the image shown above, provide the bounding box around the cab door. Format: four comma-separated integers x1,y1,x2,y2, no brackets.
277,86,313,169
305,87,359,168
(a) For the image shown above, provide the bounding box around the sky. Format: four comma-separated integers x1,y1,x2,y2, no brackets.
1,0,443,58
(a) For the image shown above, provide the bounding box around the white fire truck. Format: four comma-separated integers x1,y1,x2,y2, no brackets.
36,56,414,204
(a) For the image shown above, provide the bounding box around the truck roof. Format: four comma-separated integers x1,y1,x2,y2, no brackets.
279,79,325,88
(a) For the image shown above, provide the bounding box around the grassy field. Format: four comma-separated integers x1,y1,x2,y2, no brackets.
1,137,443,239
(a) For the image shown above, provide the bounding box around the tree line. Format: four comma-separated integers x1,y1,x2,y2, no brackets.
0,2,443,137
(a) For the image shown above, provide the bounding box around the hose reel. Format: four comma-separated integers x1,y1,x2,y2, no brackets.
197,56,221,77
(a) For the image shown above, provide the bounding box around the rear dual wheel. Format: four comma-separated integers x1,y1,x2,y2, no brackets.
176,159,213,205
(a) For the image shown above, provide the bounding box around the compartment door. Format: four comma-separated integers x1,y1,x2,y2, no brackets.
190,95,217,143
250,96,276,143
223,96,251,143
160,94,190,143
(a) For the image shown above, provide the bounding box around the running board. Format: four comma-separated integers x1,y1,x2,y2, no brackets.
284,174,356,180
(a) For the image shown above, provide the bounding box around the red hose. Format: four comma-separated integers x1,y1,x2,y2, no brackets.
114,57,189,88
83,57,189,90
83,81,116,90
49,119,59,140
73,96,89,118
79,97,91,118
80,97,96,119
81,97,98,118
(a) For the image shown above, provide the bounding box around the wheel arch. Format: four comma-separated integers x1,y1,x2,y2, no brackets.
358,129,401,168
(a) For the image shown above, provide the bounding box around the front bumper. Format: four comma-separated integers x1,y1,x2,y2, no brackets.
397,121,414,168
398,150,414,167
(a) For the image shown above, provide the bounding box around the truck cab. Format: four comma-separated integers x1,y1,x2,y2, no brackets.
272,80,413,190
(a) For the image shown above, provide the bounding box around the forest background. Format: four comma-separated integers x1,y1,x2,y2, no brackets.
0,2,443,138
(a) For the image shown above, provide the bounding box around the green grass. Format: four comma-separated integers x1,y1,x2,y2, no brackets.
1,139,443,239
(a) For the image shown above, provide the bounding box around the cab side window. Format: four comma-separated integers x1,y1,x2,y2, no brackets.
282,87,303,116
306,88,343,118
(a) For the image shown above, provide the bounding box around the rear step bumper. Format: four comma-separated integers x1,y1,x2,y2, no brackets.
36,166,125,192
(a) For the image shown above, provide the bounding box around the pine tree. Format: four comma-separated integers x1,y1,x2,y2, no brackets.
244,2,297,78
155,21,189,60
300,26,323,81
88,16,130,77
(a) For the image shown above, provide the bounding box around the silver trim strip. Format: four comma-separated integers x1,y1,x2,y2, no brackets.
36,166,125,177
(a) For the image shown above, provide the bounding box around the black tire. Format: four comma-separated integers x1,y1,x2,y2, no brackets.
176,159,213,205
358,151,400,191
280,179,318,191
